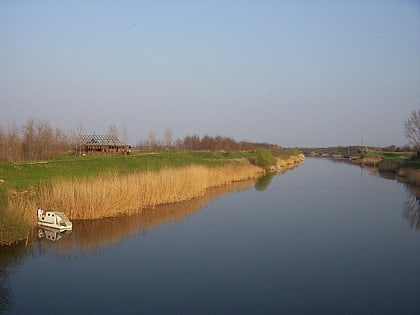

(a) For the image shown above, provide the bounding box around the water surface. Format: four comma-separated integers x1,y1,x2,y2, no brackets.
1,158,419,314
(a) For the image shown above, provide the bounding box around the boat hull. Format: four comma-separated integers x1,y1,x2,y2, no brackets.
37,221,72,231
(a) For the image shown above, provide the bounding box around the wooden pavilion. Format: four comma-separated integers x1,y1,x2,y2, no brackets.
75,134,131,155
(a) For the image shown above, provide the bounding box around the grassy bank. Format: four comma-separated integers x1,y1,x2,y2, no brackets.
0,150,304,245
0,151,253,190
318,150,420,186
15,160,263,223
357,152,420,186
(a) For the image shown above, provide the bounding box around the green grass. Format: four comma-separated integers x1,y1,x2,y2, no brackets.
0,151,255,190
379,152,420,168
273,148,300,159
381,152,413,161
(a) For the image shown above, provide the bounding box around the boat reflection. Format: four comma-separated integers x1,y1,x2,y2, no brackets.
38,227,72,242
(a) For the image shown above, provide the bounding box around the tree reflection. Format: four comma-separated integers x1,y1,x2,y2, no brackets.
375,169,420,231
403,185,420,230
255,173,275,191
0,243,30,313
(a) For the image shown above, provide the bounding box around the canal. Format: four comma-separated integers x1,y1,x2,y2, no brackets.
1,158,419,314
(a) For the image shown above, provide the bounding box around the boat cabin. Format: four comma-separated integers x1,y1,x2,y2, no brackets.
37,208,73,231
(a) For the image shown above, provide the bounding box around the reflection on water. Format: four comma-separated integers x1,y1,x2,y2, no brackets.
254,173,274,191
255,166,298,191
38,227,72,242
403,185,420,230
375,169,420,231
1,159,419,314
0,243,30,313
329,158,420,231
0,179,258,309
30,179,257,255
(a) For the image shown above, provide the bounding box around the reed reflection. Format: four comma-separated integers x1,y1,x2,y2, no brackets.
403,185,420,230
0,243,30,313
32,179,257,255
333,160,420,231
254,166,298,191
375,169,420,231
255,174,274,191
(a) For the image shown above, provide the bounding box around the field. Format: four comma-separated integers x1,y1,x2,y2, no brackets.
0,151,252,190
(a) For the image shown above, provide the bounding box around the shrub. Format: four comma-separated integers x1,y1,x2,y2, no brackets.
252,149,276,169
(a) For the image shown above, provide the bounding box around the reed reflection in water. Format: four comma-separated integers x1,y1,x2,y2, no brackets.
403,185,420,230
32,179,257,255
375,168,420,230
330,158,420,231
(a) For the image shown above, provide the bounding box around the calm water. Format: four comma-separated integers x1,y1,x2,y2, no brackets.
1,158,419,314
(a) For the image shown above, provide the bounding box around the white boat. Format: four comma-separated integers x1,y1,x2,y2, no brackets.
37,208,73,231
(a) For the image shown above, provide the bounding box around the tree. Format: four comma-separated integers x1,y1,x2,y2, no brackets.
107,124,119,138
146,131,157,152
22,118,36,160
164,128,173,149
404,110,420,152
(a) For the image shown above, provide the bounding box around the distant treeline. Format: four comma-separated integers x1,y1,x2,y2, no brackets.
300,145,413,157
0,119,71,162
0,119,283,162
137,134,282,152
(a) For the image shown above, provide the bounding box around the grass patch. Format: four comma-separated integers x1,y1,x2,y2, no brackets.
0,151,253,190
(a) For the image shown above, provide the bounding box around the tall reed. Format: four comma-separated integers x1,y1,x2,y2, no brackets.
0,195,35,245
407,168,420,186
38,161,263,220
30,180,256,253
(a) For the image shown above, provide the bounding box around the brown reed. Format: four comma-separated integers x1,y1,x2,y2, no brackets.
38,161,264,220
29,179,256,252
0,195,35,245
407,168,420,186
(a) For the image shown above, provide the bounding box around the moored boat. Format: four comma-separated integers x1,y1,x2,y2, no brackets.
37,208,73,231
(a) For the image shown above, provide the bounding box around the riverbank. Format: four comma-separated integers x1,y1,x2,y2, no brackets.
304,149,420,186
352,154,420,186
0,151,305,246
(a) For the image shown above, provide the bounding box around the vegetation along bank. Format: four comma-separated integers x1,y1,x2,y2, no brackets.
0,149,304,246
303,146,420,186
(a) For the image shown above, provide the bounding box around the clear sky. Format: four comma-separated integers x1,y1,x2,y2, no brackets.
1,0,419,147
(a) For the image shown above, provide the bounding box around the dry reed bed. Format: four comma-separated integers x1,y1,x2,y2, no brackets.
28,180,256,252
405,168,420,186
37,161,263,220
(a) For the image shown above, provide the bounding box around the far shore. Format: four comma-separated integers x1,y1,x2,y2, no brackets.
305,150,420,187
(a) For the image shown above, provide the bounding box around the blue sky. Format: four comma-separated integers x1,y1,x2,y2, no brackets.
1,0,419,147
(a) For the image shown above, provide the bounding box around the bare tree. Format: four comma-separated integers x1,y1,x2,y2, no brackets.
122,126,128,144
404,110,420,152
107,124,119,138
22,118,36,160
146,131,157,152
0,123,22,162
164,128,173,149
